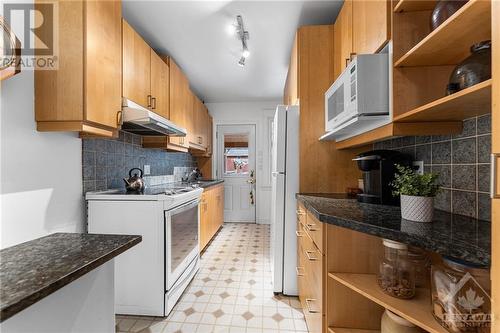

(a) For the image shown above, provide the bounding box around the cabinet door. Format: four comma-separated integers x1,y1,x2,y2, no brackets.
333,0,353,81
85,0,122,129
150,50,169,119
122,20,151,108
199,192,209,251
185,90,196,146
201,106,209,149
190,96,201,146
352,0,390,55
206,114,213,155
214,186,223,231
168,59,189,148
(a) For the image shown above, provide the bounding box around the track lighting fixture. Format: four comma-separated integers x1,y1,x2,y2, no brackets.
231,15,250,66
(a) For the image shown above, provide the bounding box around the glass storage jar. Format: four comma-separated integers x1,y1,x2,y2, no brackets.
381,309,425,333
408,246,431,288
431,257,491,333
378,239,416,299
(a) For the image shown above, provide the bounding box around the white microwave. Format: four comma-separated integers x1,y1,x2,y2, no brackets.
324,53,389,133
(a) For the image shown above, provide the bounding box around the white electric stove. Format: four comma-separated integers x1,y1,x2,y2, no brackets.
86,183,203,317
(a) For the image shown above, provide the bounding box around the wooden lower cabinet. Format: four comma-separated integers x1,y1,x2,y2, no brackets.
297,203,324,333
199,184,224,251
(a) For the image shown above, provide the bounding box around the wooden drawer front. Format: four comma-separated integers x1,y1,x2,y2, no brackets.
300,227,323,312
297,203,307,226
297,221,307,302
304,210,324,254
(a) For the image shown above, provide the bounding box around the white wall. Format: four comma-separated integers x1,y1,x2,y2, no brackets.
206,101,279,225
0,66,84,249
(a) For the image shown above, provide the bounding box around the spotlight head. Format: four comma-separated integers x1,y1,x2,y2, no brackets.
238,57,245,67
242,46,250,58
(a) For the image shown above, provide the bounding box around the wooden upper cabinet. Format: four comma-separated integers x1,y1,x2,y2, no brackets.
190,96,207,150
352,0,391,55
150,51,169,119
333,0,353,80
122,20,151,108
35,0,122,137
206,114,213,155
166,58,190,149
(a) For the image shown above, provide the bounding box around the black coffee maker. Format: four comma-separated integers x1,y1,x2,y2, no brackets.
354,150,412,205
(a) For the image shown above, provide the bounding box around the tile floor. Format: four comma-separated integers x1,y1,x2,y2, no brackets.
116,223,307,333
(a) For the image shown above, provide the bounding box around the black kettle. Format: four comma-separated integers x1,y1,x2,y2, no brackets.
123,168,145,193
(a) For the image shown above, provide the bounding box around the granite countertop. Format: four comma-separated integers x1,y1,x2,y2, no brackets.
197,179,224,189
297,193,491,267
0,233,141,322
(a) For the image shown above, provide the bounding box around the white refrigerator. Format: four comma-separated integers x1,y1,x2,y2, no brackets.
271,105,299,295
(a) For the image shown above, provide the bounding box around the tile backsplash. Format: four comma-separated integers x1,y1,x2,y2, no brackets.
82,131,197,193
373,114,491,221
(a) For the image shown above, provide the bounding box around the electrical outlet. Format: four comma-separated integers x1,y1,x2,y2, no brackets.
144,165,151,175
413,161,424,175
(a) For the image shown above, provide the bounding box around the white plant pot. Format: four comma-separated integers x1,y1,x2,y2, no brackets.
400,195,434,223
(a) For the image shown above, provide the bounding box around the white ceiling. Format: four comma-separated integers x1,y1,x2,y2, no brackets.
122,1,343,103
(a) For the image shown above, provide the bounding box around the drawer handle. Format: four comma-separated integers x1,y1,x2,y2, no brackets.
492,153,500,199
295,230,303,237
116,110,123,126
147,94,152,108
296,210,305,216
151,97,157,109
305,223,318,232
305,299,319,313
296,267,305,277
305,250,318,261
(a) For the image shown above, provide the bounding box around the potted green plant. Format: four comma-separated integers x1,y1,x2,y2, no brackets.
391,165,440,223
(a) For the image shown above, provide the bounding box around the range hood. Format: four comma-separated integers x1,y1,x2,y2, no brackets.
121,98,187,137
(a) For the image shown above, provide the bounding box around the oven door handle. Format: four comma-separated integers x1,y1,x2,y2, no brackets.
167,198,200,216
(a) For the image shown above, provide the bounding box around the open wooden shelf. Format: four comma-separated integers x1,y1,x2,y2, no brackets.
335,121,462,149
328,328,380,333
394,0,436,13
394,79,492,122
328,273,448,333
394,0,491,67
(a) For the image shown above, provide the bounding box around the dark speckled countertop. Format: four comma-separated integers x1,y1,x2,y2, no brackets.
0,233,141,322
197,179,224,189
297,193,490,267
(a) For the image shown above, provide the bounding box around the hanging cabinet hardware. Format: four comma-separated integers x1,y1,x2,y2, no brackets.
296,267,305,277
305,299,319,313
305,250,318,261
147,95,152,107
492,153,500,199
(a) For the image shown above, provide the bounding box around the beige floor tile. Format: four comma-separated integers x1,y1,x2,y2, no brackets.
117,318,137,332
116,223,309,333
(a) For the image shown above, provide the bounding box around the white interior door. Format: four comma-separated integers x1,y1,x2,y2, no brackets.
217,125,256,223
